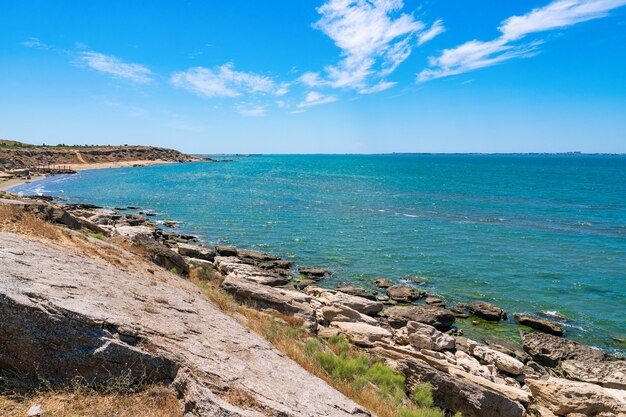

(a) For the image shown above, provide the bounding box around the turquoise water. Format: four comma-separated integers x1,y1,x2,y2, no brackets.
10,155,626,354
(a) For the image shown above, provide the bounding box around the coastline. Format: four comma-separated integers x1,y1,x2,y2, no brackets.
0,159,177,191
1,191,625,417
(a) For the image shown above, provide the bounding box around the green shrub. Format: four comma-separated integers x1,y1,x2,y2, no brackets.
411,383,434,408
306,336,405,403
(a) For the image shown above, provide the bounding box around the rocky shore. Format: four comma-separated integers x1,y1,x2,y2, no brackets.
1,193,625,417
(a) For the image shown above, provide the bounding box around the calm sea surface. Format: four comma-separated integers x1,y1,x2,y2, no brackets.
10,155,626,354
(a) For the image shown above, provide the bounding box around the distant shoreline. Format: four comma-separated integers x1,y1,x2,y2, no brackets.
0,159,178,191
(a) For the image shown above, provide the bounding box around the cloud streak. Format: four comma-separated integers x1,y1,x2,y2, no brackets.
78,51,153,84
306,0,444,93
171,63,286,98
418,0,626,82
297,91,338,108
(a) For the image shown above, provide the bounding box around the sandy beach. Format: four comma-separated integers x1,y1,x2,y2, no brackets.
0,159,174,191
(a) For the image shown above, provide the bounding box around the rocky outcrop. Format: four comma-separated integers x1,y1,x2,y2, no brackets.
406,321,455,351
304,286,383,316
522,332,605,367
0,232,369,417
466,301,507,321
177,243,216,261
331,322,392,347
526,377,626,416
220,276,316,330
560,359,626,390
514,313,564,336
214,256,291,286
0,144,204,170
381,305,455,330
399,359,526,417
472,345,524,376
132,234,189,275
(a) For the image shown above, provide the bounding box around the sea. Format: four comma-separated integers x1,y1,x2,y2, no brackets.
9,154,626,355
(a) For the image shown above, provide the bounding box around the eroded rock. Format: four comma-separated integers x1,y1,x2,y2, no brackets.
381,305,455,330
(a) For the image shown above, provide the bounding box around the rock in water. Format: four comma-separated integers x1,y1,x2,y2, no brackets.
386,285,424,302
372,278,392,288
513,313,564,336
0,232,369,417
466,301,507,321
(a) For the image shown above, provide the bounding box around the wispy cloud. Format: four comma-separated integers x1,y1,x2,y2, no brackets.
237,104,267,117
306,0,444,93
171,63,285,98
418,0,626,81
21,37,50,50
297,91,338,108
78,51,153,84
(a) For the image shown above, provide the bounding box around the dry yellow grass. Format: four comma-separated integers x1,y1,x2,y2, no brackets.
0,386,182,417
188,270,411,417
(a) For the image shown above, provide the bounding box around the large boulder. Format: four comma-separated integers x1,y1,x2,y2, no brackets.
220,276,315,330
406,321,455,351
381,305,455,330
513,314,564,336
304,286,383,316
526,376,626,416
331,322,392,347
319,304,379,326
521,332,605,367
399,359,526,417
386,285,424,302
472,345,524,376
466,301,507,321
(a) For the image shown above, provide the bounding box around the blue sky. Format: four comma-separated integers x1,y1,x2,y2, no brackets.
1,0,625,153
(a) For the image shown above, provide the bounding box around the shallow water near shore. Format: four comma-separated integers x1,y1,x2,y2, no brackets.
10,154,626,355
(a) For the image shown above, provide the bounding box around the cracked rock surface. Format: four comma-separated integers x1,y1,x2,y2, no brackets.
0,232,370,417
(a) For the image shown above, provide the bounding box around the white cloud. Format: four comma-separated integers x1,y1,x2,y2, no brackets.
171,63,284,98
358,80,397,94
417,19,445,46
21,37,49,50
297,91,338,108
79,52,153,84
418,0,626,81
237,104,267,117
312,0,443,92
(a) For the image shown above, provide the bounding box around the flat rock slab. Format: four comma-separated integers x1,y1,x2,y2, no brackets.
382,305,456,330
215,256,291,286
513,313,564,336
0,232,369,417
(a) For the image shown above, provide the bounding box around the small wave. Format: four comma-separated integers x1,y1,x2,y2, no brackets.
478,217,506,223
401,213,418,218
